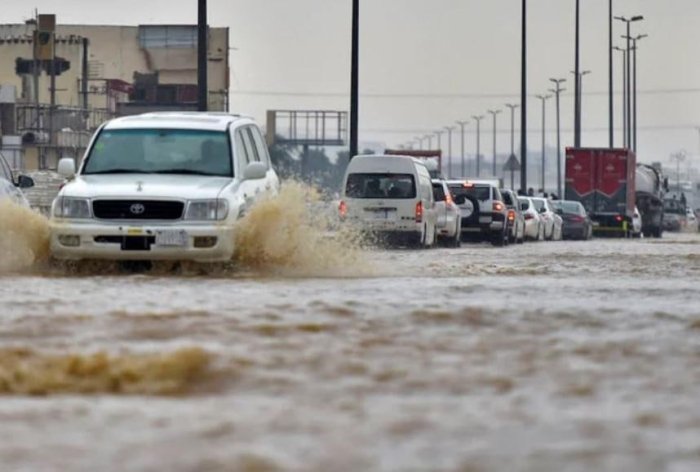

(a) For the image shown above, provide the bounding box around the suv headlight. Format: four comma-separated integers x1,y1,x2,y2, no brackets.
185,199,228,221
53,197,91,219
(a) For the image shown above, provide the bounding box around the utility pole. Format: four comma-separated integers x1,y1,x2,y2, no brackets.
488,109,502,177
615,15,644,149
472,115,485,177
197,0,208,112
609,0,614,147
520,0,528,191
444,126,455,178
549,79,566,198
571,70,591,146
614,46,627,147
536,94,552,192
574,0,581,147
456,120,469,177
349,0,360,159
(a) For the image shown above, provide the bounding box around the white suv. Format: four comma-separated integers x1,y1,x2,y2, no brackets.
446,180,509,246
50,112,279,262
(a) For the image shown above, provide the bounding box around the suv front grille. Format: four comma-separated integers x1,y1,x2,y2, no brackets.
92,200,184,220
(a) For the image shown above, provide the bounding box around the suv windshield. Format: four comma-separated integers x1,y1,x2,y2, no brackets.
83,129,233,177
448,184,491,202
346,173,416,199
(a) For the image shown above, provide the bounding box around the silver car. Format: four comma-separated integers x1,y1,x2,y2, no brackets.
0,154,33,207
431,179,461,247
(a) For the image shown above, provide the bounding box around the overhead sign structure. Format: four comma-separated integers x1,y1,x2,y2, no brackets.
503,154,520,172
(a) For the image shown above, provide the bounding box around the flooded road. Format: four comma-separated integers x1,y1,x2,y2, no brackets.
1,231,699,471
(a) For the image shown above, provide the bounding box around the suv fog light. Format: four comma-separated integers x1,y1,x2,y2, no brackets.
193,236,218,248
58,235,81,247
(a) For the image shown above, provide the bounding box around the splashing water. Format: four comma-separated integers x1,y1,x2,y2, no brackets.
0,200,50,273
232,182,368,276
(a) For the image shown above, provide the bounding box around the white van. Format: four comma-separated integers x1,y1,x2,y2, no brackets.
339,155,437,247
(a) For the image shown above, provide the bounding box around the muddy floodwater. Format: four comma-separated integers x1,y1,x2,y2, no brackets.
1,231,699,471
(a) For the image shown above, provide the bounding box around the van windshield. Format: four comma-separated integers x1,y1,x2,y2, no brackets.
83,129,233,177
346,173,416,199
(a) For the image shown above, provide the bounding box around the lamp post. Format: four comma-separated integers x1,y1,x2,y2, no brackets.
435,130,444,175
613,46,627,147
487,109,502,176
615,15,644,149
425,134,433,150
536,94,552,192
630,34,647,154
549,79,566,198
608,0,614,147
505,103,519,190
197,0,208,112
456,120,469,177
472,115,485,177
520,0,528,191
574,0,580,147
349,0,360,159
571,70,591,145
444,126,455,178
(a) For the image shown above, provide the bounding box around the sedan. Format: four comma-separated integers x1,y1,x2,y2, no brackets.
551,200,593,240
518,197,544,241
530,197,562,241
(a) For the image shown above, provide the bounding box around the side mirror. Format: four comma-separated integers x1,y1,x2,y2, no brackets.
243,161,267,180
58,157,76,178
16,175,34,189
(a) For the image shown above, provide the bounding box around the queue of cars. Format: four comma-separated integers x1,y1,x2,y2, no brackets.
337,153,596,248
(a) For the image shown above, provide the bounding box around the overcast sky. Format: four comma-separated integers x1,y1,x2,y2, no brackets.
5,0,700,167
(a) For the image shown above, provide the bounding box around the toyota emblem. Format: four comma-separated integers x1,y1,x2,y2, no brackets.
130,203,145,215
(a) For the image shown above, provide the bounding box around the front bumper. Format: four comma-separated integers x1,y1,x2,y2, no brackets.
49,220,235,262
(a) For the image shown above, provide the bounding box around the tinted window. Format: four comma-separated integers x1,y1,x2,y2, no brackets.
448,184,490,202
84,129,233,177
432,183,446,201
346,173,416,199
501,191,514,206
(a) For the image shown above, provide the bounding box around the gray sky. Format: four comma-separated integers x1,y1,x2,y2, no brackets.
5,0,700,167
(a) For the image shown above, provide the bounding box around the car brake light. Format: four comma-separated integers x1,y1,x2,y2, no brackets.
493,201,504,212
507,209,515,221
615,215,624,222
462,181,474,188
415,201,423,223
524,213,533,220
571,215,585,223
338,200,347,219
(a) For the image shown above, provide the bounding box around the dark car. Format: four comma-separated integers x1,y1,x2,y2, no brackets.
551,200,593,240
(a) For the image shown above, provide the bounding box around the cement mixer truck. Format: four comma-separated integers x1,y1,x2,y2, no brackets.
635,164,667,238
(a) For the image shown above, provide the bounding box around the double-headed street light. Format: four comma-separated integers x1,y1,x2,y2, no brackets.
487,109,502,176
535,94,552,192
472,115,485,177
613,46,627,147
624,33,648,154
615,14,644,149
570,70,591,146
549,78,566,198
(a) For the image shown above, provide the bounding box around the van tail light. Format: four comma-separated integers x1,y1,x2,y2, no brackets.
415,201,423,223
507,209,515,222
338,200,347,219
493,201,504,212
524,213,534,220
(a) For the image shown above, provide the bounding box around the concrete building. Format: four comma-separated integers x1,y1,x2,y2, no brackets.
0,19,229,171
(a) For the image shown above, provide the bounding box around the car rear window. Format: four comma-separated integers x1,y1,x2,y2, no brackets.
448,184,490,202
552,201,584,215
531,199,546,212
501,191,514,206
432,183,446,201
345,173,416,199
518,198,530,211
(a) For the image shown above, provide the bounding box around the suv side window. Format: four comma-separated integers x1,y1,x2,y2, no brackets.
249,126,271,168
243,127,261,163
234,130,251,167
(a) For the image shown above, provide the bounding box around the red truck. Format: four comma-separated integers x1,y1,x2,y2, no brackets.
565,148,636,236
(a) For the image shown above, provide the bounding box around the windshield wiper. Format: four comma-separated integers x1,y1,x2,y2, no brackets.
84,169,151,175
151,169,225,177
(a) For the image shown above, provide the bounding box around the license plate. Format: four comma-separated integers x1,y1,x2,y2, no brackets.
479,216,492,223
156,230,188,247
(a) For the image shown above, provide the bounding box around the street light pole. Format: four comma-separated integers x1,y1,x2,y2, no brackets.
614,46,627,147
487,109,502,176
472,115,485,177
615,15,644,149
520,0,528,191
549,79,566,198
444,126,455,178
631,34,647,154
609,0,614,147
574,0,581,147
197,0,208,112
505,104,519,190
349,0,360,159
571,70,591,143
425,134,433,150
536,94,551,192
435,130,444,175
456,120,469,177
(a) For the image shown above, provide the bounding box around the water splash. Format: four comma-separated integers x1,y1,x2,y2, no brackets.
0,200,50,273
